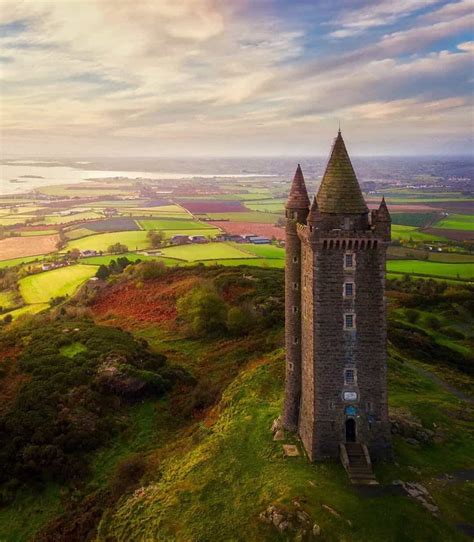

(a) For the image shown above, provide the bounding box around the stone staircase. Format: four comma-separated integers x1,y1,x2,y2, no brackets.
340,442,378,485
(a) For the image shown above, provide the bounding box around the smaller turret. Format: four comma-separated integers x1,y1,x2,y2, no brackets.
307,196,320,234
372,197,391,241
286,164,310,217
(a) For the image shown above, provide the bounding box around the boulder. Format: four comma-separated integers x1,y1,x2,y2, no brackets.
273,429,285,441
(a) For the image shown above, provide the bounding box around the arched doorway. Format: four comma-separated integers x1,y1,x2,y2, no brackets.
345,418,356,442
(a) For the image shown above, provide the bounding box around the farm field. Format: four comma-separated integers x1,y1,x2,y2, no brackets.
0,234,59,261
79,218,141,232
64,227,97,240
4,303,50,320
138,219,214,230
0,256,44,269
12,229,58,237
235,243,285,259
387,246,474,263
66,231,150,252
160,242,254,261
123,205,189,216
391,225,447,242
0,216,36,226
19,265,98,304
40,211,103,225
434,214,474,231
81,253,182,266
205,212,282,223
386,260,473,280
245,200,285,212
0,291,16,309
179,200,246,213
211,221,285,240
390,212,439,227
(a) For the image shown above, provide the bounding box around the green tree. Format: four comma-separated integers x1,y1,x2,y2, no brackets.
108,242,128,254
177,284,227,336
96,264,111,280
147,230,164,248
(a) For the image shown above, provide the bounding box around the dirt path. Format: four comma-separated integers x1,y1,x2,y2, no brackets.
408,362,473,404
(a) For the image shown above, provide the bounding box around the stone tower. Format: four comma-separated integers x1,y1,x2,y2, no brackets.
283,131,392,461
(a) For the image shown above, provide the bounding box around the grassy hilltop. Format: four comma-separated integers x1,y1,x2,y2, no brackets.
0,265,473,541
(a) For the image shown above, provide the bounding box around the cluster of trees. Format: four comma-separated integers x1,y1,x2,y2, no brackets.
0,320,190,501
176,268,284,337
95,256,137,280
108,242,129,254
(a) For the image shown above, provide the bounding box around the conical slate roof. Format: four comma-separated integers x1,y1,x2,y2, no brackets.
377,196,391,221
317,131,368,214
286,164,310,209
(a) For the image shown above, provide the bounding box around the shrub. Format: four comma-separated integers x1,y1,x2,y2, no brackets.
425,314,441,330
227,306,253,336
404,309,419,324
109,454,147,499
135,261,166,281
177,284,228,336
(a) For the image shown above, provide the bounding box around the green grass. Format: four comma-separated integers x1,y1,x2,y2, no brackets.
138,219,214,231
0,290,17,309
235,243,285,259
19,265,98,304
0,256,43,268
40,211,103,224
204,212,282,223
387,247,474,263
391,225,447,242
3,303,50,320
59,342,87,358
99,349,472,541
195,258,284,268
390,212,439,228
386,260,473,280
245,201,285,212
434,214,474,231
66,231,151,252
160,242,254,261
0,484,63,542
64,227,97,240
81,253,182,266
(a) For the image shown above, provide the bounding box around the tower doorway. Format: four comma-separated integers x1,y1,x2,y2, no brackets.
345,418,356,442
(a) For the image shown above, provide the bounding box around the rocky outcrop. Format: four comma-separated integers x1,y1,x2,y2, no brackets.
390,410,435,444
393,481,440,516
259,501,321,539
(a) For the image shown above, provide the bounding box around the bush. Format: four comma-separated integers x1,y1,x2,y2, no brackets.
227,306,253,336
177,284,228,336
109,454,147,499
135,261,166,281
425,314,441,330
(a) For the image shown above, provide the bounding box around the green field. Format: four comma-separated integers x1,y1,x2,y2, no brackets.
64,227,97,240
204,212,282,223
81,253,181,266
244,200,285,212
66,231,150,252
391,225,447,242
160,242,254,261
138,219,214,231
19,265,98,304
434,214,474,231
0,256,43,268
3,303,50,321
387,246,474,263
0,290,16,310
40,211,103,225
0,216,36,226
387,260,473,280
390,212,439,228
235,243,285,259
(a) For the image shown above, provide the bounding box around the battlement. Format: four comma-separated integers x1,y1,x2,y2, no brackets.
297,222,388,249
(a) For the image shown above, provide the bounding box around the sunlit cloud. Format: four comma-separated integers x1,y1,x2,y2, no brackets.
0,0,472,156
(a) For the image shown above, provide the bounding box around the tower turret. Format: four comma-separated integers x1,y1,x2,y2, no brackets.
283,164,310,431
372,197,391,241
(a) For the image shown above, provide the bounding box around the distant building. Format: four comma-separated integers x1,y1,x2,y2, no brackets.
80,249,98,257
188,235,208,243
248,236,271,244
171,235,191,245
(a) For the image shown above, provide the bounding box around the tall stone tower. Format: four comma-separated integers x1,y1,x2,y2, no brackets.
283,131,392,462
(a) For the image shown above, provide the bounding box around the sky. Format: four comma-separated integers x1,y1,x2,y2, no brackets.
0,0,473,157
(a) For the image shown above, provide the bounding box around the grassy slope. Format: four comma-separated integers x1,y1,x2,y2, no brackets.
434,214,474,231
99,348,473,542
391,225,447,242
19,265,98,304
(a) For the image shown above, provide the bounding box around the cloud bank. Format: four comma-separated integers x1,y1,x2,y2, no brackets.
0,0,472,156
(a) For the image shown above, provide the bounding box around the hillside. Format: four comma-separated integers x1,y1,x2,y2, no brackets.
0,265,473,541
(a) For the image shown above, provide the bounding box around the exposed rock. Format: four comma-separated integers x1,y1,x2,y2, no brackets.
259,503,320,539
271,416,283,433
273,429,285,441
405,437,419,446
283,444,300,457
390,410,435,444
401,482,439,516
